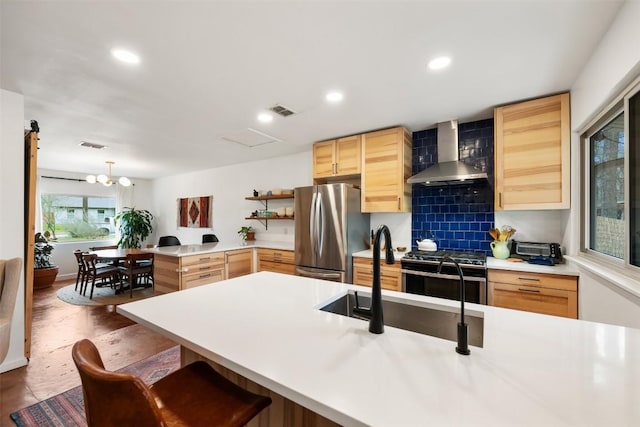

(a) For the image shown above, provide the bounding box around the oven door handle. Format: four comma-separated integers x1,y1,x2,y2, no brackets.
401,269,486,282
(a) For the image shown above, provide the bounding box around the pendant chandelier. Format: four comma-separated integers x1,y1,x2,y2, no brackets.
86,161,131,187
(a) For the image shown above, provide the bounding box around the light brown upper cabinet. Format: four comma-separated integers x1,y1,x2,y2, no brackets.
361,127,412,212
494,93,570,210
313,134,361,180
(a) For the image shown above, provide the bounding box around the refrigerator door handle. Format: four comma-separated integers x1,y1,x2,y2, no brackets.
310,191,317,259
317,195,323,257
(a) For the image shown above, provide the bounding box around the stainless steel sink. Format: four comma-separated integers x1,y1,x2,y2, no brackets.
319,293,484,347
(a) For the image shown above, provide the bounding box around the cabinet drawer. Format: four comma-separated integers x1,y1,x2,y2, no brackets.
259,260,296,275
353,257,401,291
489,281,577,319
182,268,225,289
182,253,225,269
257,248,294,264
488,269,577,292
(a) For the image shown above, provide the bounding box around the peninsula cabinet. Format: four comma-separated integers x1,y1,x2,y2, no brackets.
494,92,570,210
353,256,402,291
488,269,578,319
154,249,255,293
225,248,254,279
361,126,412,213
313,134,361,181
257,248,296,275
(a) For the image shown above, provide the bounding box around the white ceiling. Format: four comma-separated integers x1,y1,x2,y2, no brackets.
0,0,624,180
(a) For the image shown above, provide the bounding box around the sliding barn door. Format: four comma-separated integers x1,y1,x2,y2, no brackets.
24,129,38,358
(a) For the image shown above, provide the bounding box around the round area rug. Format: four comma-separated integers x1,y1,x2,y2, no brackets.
56,283,155,306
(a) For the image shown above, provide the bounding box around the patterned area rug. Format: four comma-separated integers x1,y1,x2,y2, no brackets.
56,283,155,306
9,346,179,426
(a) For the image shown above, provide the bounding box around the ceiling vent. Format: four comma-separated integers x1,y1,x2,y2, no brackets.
269,104,296,117
221,128,281,148
79,141,107,150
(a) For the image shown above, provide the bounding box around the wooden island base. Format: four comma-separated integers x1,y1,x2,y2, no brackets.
182,347,341,427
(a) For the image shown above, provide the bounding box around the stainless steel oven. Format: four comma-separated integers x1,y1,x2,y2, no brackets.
401,250,487,304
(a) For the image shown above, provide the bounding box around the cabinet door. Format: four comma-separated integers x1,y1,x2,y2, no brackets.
494,93,570,210
259,260,296,275
335,135,361,175
488,282,577,319
361,127,412,212
313,140,336,179
353,257,402,291
182,267,225,289
153,254,180,294
488,269,578,319
225,249,253,279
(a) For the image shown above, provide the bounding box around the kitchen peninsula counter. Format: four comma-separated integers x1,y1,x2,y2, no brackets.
146,240,293,257
147,241,293,293
118,272,639,426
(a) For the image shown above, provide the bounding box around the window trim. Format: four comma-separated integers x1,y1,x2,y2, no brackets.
579,77,640,274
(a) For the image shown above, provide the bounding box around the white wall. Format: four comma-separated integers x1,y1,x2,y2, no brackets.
0,89,27,373
37,169,155,280
494,210,570,248
568,0,640,327
151,151,314,245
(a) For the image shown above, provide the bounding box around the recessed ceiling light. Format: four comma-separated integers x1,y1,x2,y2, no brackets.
428,56,451,71
326,91,344,103
257,113,273,123
111,48,140,64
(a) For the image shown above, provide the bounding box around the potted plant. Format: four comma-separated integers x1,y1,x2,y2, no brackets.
237,225,255,241
33,232,59,289
115,207,154,248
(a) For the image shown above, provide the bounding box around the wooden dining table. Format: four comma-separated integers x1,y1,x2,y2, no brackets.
90,248,152,294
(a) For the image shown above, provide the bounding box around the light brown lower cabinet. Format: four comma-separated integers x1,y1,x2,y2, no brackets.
181,253,226,290
225,248,254,279
488,269,578,319
154,249,255,292
257,248,296,275
352,256,402,291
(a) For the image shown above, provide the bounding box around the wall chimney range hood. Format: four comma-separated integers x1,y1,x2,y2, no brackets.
407,120,488,186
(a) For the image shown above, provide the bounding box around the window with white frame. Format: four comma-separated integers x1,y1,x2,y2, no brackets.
583,80,640,269
41,193,116,242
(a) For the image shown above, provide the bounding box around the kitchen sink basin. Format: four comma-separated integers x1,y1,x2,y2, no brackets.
319,293,484,347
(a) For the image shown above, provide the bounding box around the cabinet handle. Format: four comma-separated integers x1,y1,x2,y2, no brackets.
199,273,212,279
498,192,502,208
518,277,540,282
518,287,540,293
199,257,210,261
225,253,228,264
397,197,401,210
333,163,337,175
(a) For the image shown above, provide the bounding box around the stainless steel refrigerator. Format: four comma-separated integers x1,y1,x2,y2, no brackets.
295,184,369,283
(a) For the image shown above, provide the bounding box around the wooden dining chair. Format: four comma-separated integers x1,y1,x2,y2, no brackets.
81,254,120,299
73,250,86,292
118,253,154,298
72,339,271,427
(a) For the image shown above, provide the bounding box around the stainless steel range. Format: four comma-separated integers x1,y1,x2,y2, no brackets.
401,250,487,304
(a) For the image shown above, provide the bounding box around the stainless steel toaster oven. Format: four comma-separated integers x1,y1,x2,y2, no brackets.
511,241,563,264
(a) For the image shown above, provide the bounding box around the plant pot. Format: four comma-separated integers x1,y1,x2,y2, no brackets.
245,231,256,241
34,266,59,289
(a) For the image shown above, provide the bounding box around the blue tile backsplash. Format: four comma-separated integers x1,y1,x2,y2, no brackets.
411,119,494,255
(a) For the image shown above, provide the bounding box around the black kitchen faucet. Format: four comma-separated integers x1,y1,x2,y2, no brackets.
437,255,470,355
353,224,394,334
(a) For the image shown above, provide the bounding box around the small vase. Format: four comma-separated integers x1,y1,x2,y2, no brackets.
490,241,510,260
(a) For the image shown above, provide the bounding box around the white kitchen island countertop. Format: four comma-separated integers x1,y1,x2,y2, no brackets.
117,272,639,426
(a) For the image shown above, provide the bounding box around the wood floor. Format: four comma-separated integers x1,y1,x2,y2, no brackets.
0,279,176,426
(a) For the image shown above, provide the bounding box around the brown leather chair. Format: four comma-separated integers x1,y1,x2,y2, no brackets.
72,339,271,427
